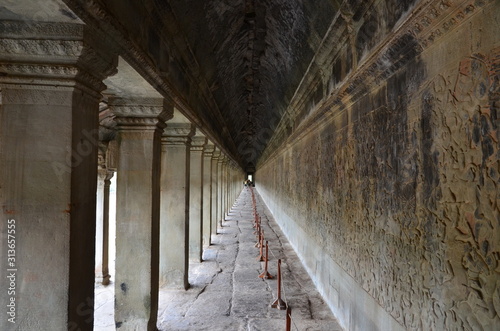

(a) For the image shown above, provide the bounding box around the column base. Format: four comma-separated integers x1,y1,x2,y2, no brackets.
115,318,158,331
160,271,190,290
96,272,111,286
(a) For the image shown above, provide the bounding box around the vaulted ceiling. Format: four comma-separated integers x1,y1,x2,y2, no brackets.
163,0,340,168
63,0,342,169
1,0,345,169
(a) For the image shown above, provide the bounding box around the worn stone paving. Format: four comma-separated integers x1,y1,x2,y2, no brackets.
95,187,342,330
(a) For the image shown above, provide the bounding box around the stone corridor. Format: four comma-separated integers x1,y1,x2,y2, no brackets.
95,187,342,331
2,1,499,330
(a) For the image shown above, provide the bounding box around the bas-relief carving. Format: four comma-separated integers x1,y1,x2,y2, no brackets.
259,47,499,330
260,0,495,167
0,64,78,77
0,39,83,57
0,22,118,94
0,21,83,38
420,48,499,330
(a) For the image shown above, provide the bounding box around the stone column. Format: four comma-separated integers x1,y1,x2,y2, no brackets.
111,97,170,330
95,159,114,285
189,132,206,262
234,165,239,203
211,149,221,235
228,164,232,209
228,163,235,210
225,161,231,217
160,123,194,289
229,165,235,211
202,143,215,247
218,156,227,228
223,158,229,220
0,21,117,331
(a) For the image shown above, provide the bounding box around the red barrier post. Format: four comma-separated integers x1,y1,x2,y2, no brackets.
255,226,261,247
285,307,291,331
256,230,265,261
253,216,260,234
271,259,287,310
259,241,273,279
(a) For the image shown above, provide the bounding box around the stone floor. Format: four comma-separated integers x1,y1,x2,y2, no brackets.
95,187,343,330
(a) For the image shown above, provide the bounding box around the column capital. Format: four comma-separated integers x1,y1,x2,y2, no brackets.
212,148,221,160
218,155,228,164
203,143,215,157
98,168,114,182
190,136,207,152
110,97,169,131
0,21,118,95
162,123,195,145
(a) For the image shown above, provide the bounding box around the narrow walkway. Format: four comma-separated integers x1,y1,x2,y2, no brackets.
95,188,342,330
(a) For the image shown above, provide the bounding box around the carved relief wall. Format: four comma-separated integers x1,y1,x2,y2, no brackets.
257,1,499,330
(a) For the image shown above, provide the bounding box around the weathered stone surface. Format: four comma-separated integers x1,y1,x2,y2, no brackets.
257,1,500,330
111,98,166,331
189,132,206,262
0,20,117,331
211,149,222,236
160,122,194,289
2,1,498,330
95,188,340,330
202,143,215,248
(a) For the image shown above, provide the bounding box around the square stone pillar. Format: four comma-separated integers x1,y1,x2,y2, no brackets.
227,165,232,209
228,163,235,209
189,132,206,262
211,149,221,236
224,159,229,219
202,143,215,247
0,21,117,331
224,161,230,217
217,156,227,228
95,166,114,285
111,98,171,330
160,123,194,289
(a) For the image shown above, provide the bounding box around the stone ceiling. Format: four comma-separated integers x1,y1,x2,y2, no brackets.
1,0,344,169
163,0,340,168
66,0,342,169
